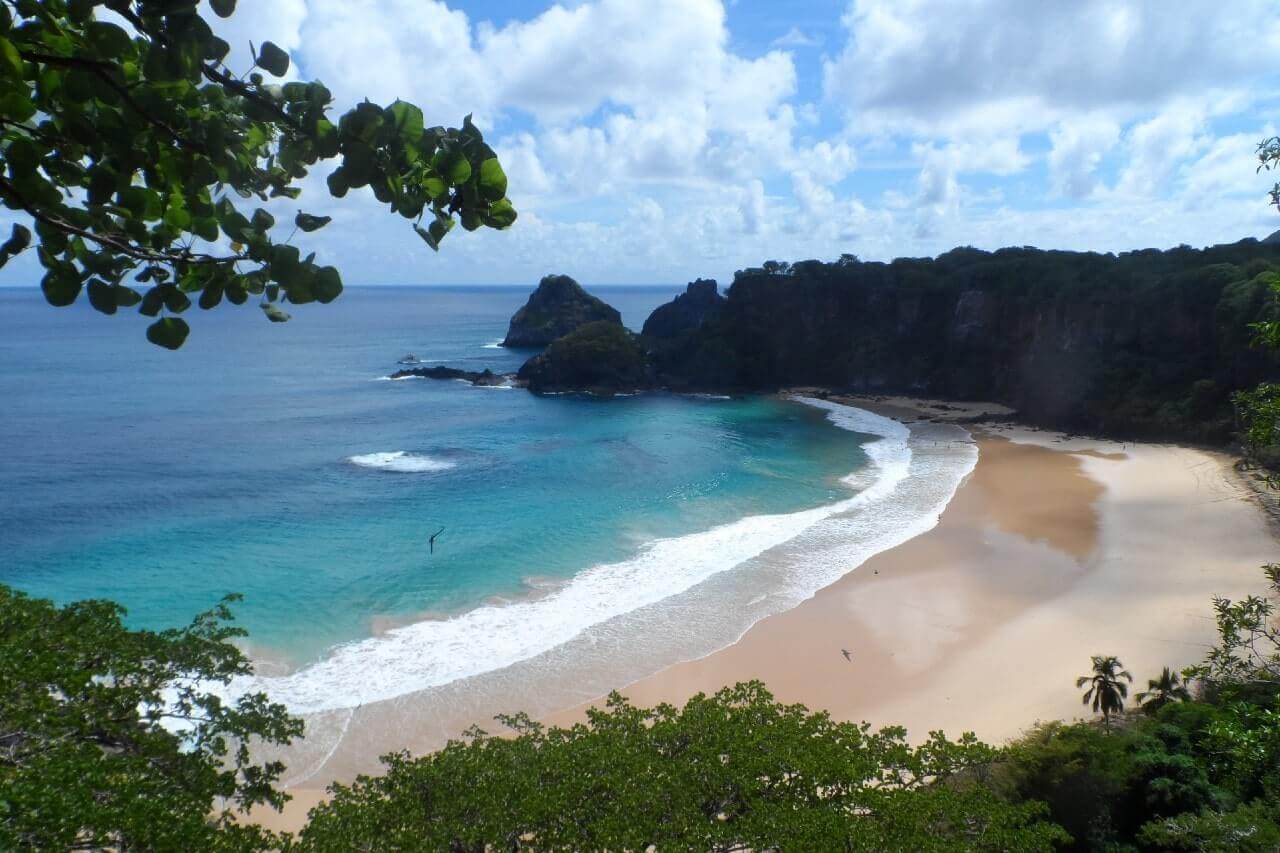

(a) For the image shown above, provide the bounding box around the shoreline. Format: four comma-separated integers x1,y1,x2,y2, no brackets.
545,411,1273,744
253,398,1279,833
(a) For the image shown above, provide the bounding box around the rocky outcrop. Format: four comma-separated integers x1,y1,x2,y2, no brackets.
640,239,1280,443
501,275,622,348
390,366,515,386
641,279,724,339
518,321,654,394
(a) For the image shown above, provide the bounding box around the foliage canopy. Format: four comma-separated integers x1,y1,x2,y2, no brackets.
0,0,515,348
299,681,1067,852
0,585,301,850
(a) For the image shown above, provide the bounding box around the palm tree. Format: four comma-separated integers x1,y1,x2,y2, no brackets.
1076,655,1133,729
1136,666,1191,713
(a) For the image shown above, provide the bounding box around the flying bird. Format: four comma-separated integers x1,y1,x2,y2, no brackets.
428,527,445,554
841,649,852,661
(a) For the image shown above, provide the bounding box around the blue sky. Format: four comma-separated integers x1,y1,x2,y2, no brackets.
5,0,1280,287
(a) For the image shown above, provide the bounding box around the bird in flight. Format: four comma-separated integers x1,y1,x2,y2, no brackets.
841,649,852,661
428,527,445,554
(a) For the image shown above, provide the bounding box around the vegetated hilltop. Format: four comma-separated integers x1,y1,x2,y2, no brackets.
501,274,623,347
639,239,1280,443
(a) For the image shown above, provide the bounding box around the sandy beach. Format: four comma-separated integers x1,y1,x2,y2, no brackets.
547,413,1275,742
258,401,1279,832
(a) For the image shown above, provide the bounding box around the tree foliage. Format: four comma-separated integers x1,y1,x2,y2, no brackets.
0,585,302,850
1077,655,1133,728
0,0,515,348
1138,667,1192,714
299,682,1068,852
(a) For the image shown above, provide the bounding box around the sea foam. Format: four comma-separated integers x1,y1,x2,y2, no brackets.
222,399,974,715
348,452,456,473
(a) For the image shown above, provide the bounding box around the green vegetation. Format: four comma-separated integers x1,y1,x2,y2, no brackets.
1077,655,1134,730
0,585,299,850
1137,668,1192,715
517,320,652,393
299,684,1067,852
0,0,514,347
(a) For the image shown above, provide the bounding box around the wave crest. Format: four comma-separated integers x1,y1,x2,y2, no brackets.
348,451,456,473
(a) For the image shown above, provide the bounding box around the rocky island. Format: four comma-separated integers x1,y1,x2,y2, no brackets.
501,274,622,347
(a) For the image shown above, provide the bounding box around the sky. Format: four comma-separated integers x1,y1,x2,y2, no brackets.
9,0,1280,286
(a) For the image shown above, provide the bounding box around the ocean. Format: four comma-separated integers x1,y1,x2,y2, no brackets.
0,284,975,719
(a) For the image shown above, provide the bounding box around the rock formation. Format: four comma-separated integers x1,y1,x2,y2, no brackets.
638,239,1280,443
518,321,653,394
390,366,515,386
640,278,724,339
501,274,622,347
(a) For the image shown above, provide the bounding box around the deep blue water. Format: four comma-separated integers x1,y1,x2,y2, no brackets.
0,286,870,666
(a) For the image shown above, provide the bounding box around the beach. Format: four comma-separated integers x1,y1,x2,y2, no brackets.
258,399,1279,832
547,403,1276,742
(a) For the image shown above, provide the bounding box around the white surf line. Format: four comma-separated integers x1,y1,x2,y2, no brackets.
215,398,951,715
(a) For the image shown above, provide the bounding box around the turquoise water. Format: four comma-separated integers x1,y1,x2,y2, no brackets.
0,286,871,667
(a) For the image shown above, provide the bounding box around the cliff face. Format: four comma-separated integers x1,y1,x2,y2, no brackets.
648,242,1280,443
502,275,622,347
640,279,725,339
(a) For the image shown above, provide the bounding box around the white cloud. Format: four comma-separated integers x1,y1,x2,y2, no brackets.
824,0,1280,136
1048,118,1120,199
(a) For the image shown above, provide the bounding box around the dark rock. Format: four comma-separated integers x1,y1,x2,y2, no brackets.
518,321,654,394
501,274,622,348
641,278,725,339
389,365,516,387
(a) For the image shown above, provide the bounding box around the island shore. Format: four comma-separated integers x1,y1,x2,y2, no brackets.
256,400,1278,833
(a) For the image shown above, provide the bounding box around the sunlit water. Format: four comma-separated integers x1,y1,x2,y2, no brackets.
1,286,909,704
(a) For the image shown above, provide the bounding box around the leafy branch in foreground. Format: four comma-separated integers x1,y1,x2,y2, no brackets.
0,0,515,348
0,584,302,850
1188,562,1280,688
298,681,1067,852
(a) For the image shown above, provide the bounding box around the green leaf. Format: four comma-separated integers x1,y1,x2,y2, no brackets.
0,36,23,79
0,223,31,260
211,0,237,17
261,302,291,322
388,100,424,143
478,158,508,202
87,279,118,315
86,22,132,57
327,168,349,198
251,208,275,232
0,91,36,121
484,198,517,229
199,282,224,310
432,149,472,185
139,287,164,317
314,266,342,303
113,285,142,308
256,41,290,77
422,176,448,200
41,269,81,307
414,223,439,252
295,212,332,232
270,244,301,283
161,286,191,313
146,317,190,350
